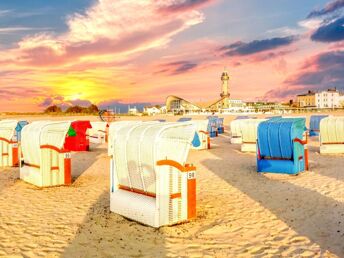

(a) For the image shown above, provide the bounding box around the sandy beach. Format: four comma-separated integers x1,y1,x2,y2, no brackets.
0,114,343,257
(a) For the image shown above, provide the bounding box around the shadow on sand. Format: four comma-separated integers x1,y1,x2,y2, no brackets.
62,191,167,257
201,143,344,256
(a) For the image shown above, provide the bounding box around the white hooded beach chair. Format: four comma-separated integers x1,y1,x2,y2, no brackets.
20,121,72,187
320,117,344,154
109,122,197,227
0,120,21,167
241,119,267,152
89,122,108,144
190,120,210,150
230,119,251,144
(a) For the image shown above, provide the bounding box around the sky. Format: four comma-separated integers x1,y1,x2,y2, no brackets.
0,0,343,112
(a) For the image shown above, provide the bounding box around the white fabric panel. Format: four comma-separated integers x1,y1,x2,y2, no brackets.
108,121,142,156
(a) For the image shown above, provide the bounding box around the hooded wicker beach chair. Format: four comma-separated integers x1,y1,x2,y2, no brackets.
89,122,108,143
109,122,197,227
190,120,210,150
309,115,328,136
235,116,250,120
0,120,28,167
257,118,308,175
207,116,218,138
230,119,251,144
177,117,192,122
320,117,344,154
266,116,282,119
20,121,72,187
64,120,92,151
217,118,224,134
240,119,266,152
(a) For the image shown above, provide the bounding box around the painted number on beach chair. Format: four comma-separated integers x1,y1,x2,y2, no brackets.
64,153,71,159
12,143,18,147
187,171,196,180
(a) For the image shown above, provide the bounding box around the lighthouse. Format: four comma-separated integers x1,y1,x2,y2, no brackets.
220,68,230,98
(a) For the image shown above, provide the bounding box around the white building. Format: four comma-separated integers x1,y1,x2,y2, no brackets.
144,106,161,116
315,89,341,108
128,106,139,115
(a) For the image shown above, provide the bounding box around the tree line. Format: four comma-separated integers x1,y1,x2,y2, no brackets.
44,104,99,114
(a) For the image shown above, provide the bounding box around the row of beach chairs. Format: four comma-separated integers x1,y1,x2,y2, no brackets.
1,115,342,228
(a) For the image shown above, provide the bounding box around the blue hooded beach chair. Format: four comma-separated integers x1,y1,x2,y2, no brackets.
235,116,249,120
207,116,218,138
267,116,282,119
257,118,308,175
177,117,192,122
15,120,29,141
217,118,224,134
309,115,328,136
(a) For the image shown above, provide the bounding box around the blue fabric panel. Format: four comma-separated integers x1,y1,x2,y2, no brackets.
279,120,293,159
15,120,29,141
192,132,201,147
257,121,271,157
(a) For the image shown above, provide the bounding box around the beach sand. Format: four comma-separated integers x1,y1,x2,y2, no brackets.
0,114,343,257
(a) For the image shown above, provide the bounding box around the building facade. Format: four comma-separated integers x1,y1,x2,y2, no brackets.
165,95,201,114
297,89,343,108
296,91,316,107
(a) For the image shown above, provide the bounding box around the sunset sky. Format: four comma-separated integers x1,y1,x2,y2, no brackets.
0,0,343,112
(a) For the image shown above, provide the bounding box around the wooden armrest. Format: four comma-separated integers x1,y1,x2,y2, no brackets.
156,159,196,172
40,145,69,153
293,138,307,145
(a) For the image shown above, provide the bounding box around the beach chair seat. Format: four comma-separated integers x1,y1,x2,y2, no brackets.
309,115,328,136
190,120,210,150
64,120,92,151
20,121,72,187
320,117,344,154
257,118,308,175
0,120,28,167
109,122,197,227
241,119,266,152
